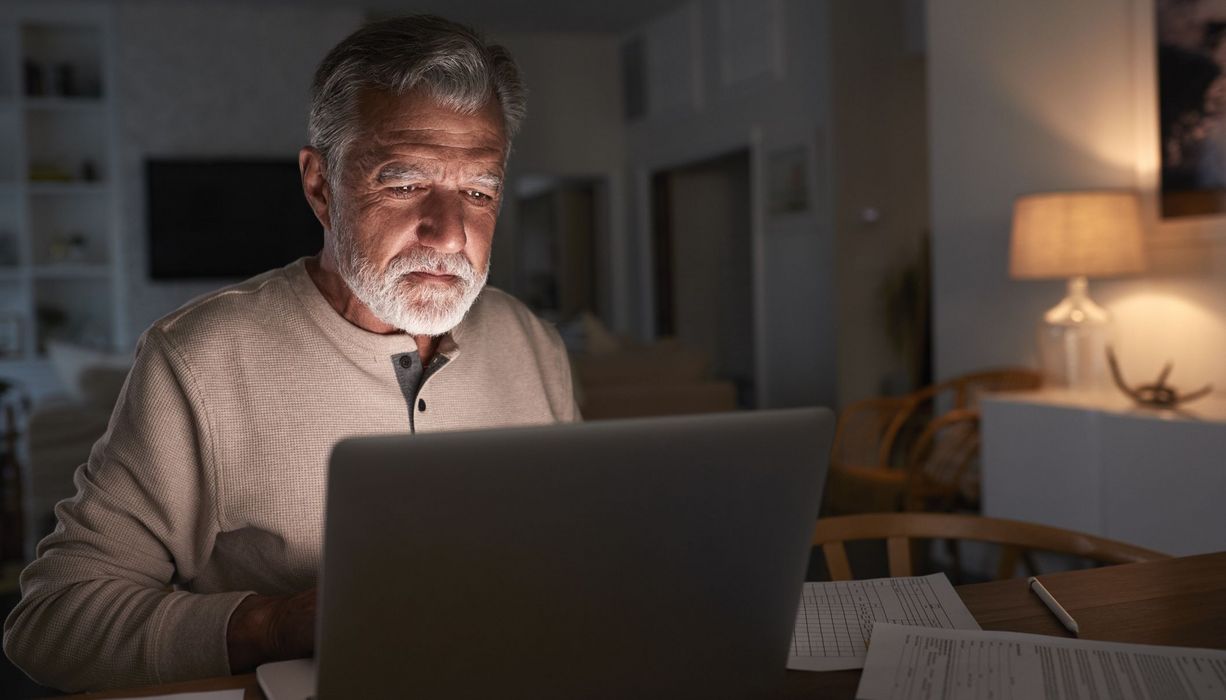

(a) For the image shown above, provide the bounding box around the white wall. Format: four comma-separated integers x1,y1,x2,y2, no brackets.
495,33,625,177
928,0,1226,394
624,0,836,408
114,0,361,345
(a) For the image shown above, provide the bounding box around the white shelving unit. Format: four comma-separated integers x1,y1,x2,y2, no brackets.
0,2,123,396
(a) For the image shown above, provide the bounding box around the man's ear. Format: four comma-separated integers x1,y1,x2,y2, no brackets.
299,146,332,231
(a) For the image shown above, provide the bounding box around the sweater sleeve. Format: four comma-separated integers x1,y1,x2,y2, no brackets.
545,322,582,423
3,328,252,692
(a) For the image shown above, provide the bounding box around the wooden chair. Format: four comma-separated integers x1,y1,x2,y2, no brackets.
812,512,1170,581
903,408,981,512
824,368,1041,515
824,397,917,514
897,369,1039,513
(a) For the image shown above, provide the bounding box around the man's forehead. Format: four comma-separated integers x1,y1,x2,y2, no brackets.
343,90,508,177
355,88,506,144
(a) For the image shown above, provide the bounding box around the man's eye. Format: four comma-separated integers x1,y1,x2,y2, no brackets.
465,190,493,202
389,184,423,197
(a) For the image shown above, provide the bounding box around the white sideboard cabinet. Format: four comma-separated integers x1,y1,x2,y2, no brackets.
981,389,1226,557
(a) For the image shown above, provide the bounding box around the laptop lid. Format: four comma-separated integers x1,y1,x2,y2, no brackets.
315,407,833,700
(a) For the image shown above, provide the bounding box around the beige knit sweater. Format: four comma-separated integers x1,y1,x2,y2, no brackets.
3,259,579,692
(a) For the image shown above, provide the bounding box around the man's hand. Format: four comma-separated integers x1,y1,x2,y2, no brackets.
226,587,317,674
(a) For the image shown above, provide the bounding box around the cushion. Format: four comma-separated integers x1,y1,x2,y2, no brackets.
46,340,131,402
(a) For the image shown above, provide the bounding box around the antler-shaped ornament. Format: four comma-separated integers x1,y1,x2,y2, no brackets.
1106,346,1213,409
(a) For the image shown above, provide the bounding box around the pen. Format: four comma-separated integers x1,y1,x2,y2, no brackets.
1028,576,1079,636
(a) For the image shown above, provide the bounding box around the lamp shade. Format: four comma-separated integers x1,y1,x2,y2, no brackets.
1009,191,1146,279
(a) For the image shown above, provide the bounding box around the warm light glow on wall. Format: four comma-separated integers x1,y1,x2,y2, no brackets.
1108,288,1226,394
1003,61,1140,178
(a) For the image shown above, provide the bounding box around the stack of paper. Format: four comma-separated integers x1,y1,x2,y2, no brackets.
787,572,1226,699
855,624,1226,700
788,573,980,671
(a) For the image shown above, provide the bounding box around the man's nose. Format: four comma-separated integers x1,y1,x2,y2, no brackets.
415,190,467,254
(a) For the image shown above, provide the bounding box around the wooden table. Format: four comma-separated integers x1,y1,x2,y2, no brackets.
62,552,1226,700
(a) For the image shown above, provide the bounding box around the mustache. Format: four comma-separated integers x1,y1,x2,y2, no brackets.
386,248,477,281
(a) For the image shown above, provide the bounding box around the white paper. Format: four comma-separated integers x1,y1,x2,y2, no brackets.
856,623,1226,700
115,690,244,700
788,573,980,671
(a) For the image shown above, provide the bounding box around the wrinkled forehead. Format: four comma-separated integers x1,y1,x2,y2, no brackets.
351,88,507,157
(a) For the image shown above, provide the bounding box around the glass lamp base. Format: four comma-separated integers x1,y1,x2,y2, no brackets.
1036,277,1114,391
1037,321,1113,390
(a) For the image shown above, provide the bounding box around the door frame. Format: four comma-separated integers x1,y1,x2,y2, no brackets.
635,128,768,408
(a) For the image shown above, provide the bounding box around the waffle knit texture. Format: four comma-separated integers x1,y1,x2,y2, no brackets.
3,258,579,691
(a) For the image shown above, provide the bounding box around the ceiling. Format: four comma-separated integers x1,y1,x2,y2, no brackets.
269,0,690,33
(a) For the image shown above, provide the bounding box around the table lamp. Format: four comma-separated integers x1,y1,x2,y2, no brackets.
1009,190,1146,389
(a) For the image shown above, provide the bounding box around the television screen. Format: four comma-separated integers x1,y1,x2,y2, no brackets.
147,159,323,279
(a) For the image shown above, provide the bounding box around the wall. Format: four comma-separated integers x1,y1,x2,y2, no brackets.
927,0,1226,394
114,0,362,345
494,34,626,178
624,0,836,408
485,33,626,318
829,0,929,402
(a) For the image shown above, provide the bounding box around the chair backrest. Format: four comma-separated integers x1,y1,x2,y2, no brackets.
830,396,916,469
903,408,981,511
812,512,1169,581
825,370,1040,516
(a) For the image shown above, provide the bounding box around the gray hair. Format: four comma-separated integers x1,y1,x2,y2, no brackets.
308,15,526,175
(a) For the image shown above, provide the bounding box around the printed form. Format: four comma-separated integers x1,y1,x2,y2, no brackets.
788,573,980,671
856,624,1226,700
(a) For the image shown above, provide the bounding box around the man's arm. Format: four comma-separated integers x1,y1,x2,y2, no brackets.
2,329,251,692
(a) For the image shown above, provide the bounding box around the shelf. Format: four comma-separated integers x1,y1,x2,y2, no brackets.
26,181,107,196
4,6,123,372
24,96,106,112
32,264,109,280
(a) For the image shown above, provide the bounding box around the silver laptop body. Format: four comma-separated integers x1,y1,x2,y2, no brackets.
261,407,833,700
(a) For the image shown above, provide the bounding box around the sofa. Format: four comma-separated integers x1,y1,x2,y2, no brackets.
23,364,126,558
570,338,738,420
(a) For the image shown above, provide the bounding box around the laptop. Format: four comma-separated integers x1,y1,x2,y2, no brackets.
259,407,833,700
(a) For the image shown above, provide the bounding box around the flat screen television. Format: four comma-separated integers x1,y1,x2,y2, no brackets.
147,159,323,279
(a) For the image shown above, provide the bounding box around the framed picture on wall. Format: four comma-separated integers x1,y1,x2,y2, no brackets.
1156,0,1226,217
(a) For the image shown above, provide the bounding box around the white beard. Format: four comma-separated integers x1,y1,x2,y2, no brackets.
329,213,488,337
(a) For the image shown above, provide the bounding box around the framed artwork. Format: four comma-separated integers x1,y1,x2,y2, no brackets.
1156,0,1226,217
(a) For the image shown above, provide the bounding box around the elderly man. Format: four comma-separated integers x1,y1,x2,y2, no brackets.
4,15,577,692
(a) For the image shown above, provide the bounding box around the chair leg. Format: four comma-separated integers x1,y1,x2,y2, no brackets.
997,545,1020,580
944,538,962,584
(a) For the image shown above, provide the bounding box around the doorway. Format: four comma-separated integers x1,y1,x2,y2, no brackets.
513,176,605,324
652,150,756,407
